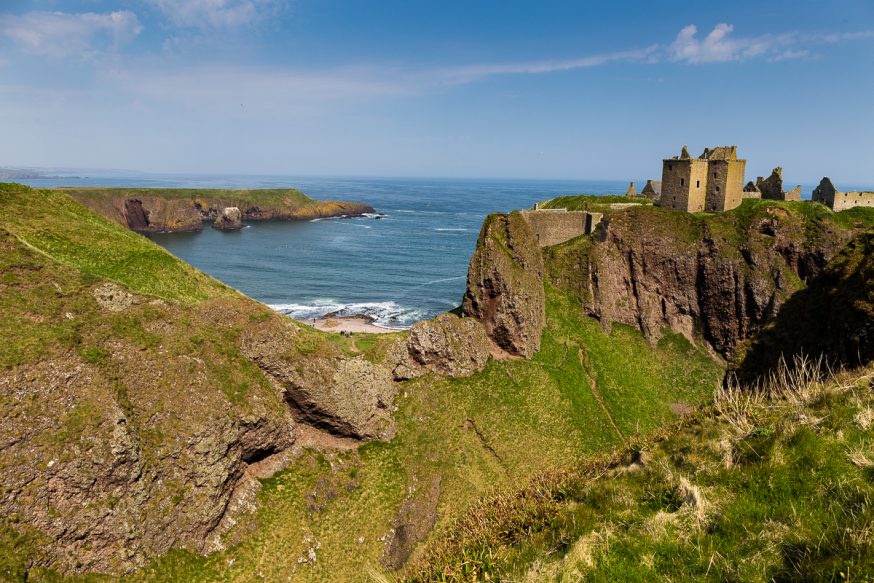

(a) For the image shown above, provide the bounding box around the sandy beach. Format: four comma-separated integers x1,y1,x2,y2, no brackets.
310,316,400,334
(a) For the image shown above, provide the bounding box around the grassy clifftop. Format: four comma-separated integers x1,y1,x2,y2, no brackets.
1,183,228,304
411,359,874,581
59,187,374,232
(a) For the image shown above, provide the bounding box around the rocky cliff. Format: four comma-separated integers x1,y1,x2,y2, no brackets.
737,230,874,380
462,199,873,364
462,212,545,357
0,184,394,575
542,200,872,360
61,187,374,233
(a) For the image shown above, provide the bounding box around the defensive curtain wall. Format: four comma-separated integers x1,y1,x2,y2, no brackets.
520,209,603,248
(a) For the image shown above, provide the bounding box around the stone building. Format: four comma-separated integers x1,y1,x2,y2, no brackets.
755,167,801,201
659,145,747,212
640,180,661,200
812,177,874,211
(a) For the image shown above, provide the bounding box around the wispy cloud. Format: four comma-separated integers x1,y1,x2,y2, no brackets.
669,23,799,64
104,63,410,114
0,10,142,58
438,46,660,85
145,0,286,29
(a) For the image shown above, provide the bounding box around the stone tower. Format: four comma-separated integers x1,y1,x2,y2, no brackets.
659,145,746,212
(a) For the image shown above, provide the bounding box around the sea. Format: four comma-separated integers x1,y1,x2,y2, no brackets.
15,175,646,328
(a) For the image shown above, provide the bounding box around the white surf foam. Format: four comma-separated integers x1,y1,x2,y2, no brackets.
268,299,426,329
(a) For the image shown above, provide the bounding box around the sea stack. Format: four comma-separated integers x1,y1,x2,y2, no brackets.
213,207,243,230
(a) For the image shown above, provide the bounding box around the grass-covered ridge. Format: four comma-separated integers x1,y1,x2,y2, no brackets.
58,187,315,206
0,183,229,303
411,358,874,581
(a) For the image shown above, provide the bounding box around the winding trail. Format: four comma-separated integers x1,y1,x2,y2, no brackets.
578,347,625,442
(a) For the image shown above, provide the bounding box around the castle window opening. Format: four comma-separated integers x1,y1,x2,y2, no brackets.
716,186,720,192
681,178,685,186
696,180,700,188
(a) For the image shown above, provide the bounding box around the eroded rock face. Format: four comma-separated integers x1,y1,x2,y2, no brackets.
0,283,297,574
213,207,243,230
462,212,545,358
389,313,490,380
240,318,397,440
544,205,857,360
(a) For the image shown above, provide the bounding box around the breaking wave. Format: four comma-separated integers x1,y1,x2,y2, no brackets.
269,299,427,329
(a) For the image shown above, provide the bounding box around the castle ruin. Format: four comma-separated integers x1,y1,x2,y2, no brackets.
812,177,874,211
659,145,746,212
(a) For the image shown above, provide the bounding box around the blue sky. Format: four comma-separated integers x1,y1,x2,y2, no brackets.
1,0,873,182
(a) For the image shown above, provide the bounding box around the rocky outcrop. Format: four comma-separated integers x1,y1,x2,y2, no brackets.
463,212,546,358
388,313,491,380
543,204,860,360
737,231,874,381
240,318,397,440
213,207,243,230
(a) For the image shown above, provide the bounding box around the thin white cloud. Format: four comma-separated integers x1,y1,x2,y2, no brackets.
104,63,411,114
770,49,810,62
0,11,142,58
145,0,286,28
439,46,660,85
669,23,799,64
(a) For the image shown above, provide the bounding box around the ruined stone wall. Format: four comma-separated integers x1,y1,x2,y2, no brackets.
813,178,874,211
661,159,708,211
520,210,587,247
834,191,874,211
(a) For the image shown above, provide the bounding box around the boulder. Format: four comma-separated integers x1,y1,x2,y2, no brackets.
213,207,243,230
463,212,545,357
240,319,397,440
388,313,490,380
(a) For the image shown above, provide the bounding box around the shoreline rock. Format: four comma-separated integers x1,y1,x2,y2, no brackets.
213,207,243,230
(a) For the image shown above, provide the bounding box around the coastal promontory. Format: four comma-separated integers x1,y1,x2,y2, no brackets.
59,187,374,233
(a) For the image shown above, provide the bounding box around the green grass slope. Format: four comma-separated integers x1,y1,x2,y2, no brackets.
115,284,722,583
0,183,229,303
412,360,874,582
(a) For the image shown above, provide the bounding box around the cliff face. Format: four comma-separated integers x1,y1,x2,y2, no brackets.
462,199,870,364
62,188,375,233
462,212,545,358
737,231,874,380
0,184,394,575
544,202,864,360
